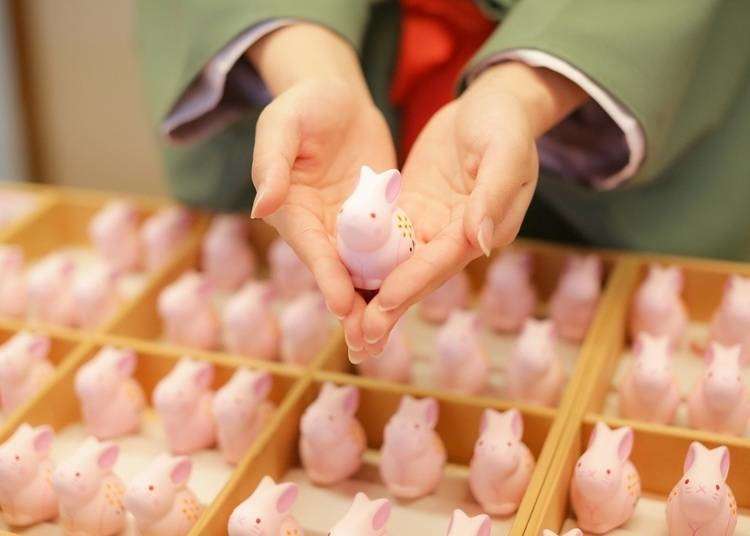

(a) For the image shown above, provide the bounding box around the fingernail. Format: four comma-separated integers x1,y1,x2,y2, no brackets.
250,188,267,219
377,301,398,313
348,349,364,364
477,217,494,257
326,302,344,320
364,333,382,345
344,333,363,353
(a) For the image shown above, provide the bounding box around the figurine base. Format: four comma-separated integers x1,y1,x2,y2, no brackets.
356,288,378,304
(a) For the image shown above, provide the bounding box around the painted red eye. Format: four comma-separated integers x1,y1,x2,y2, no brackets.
413,423,420,430
507,442,512,447
606,469,611,475
256,518,261,524
14,455,19,461
370,213,376,219
685,479,690,485
716,484,720,490
75,472,81,478
148,485,154,491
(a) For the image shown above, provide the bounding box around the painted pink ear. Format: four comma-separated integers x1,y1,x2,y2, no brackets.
508,409,524,441
383,169,402,205
705,344,717,365
423,398,439,428
194,363,214,389
28,336,50,359
342,386,359,415
684,442,700,473
253,372,272,400
275,483,298,514
633,333,646,355
616,427,634,461
170,457,192,486
588,422,606,448
371,499,391,531
479,409,492,435
117,349,137,376
718,446,730,480
477,515,492,536
33,425,54,454
98,443,119,470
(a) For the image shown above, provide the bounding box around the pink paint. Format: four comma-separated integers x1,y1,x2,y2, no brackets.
330,492,391,536
687,343,750,436
124,454,203,536
141,206,193,271
202,215,256,291
0,331,53,413
434,311,489,395
227,476,303,536
710,275,750,364
153,358,216,454
479,251,536,333
380,395,446,499
570,422,640,534
74,346,145,439
279,291,331,366
629,264,688,346
0,245,26,318
618,333,680,424
446,509,492,536
27,252,77,326
419,272,470,324
358,319,412,383
336,166,415,290
158,271,220,350
88,200,142,273
268,238,317,299
222,281,279,360
213,369,276,465
666,442,737,536
549,254,602,342
300,382,365,485
0,423,57,526
52,437,126,536
469,408,535,516
506,319,564,407
72,261,121,329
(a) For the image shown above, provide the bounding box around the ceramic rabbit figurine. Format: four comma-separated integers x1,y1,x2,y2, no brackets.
380,395,446,499
630,264,688,346
72,261,121,329
279,291,331,366
222,281,280,360
300,382,366,484
358,319,412,383
212,369,276,464
329,492,391,536
52,437,126,536
479,250,536,333
0,331,53,413
419,272,470,324
268,238,317,299
469,408,535,516
158,271,221,350
202,215,256,291
0,423,58,526
446,509,492,536
141,206,193,271
227,477,303,536
710,275,750,364
666,441,737,536
542,530,583,536
0,245,26,318
434,311,490,395
570,422,640,534
687,343,750,435
549,254,602,342
124,454,203,536
74,345,146,439
618,333,681,424
88,200,142,273
506,319,565,407
27,252,77,326
153,357,216,454
336,166,415,290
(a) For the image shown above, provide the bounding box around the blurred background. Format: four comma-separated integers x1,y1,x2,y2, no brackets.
0,0,166,194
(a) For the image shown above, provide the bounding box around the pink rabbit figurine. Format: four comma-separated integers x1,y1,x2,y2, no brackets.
419,272,470,324
0,331,53,413
88,200,142,273
268,238,317,299
52,437,126,536
227,476,303,536
469,408,535,516
72,261,121,329
446,509,492,536
157,271,220,350
687,343,750,436
359,319,412,383
124,454,203,536
542,530,582,536
380,395,446,499
141,206,193,271
434,310,490,395
153,358,216,454
300,382,366,484
212,369,276,465
570,422,640,534
479,250,536,333
202,215,256,291
279,291,332,366
0,245,27,318
329,492,391,536
27,252,77,326
336,166,415,290
74,346,146,439
710,275,750,364
618,333,681,424
222,281,280,360
630,264,688,346
666,442,737,536
0,423,57,526
506,319,565,407
549,254,602,342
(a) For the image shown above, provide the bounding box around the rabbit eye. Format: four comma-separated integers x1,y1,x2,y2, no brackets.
256,518,261,524
606,469,611,475
708,372,714,378
75,472,81,478
507,441,512,447
413,423,420,430
370,213,376,219
148,485,154,491
327,414,334,422
14,455,19,461
716,484,720,490
685,479,690,485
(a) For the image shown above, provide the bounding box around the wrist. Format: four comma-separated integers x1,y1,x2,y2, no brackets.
467,61,588,137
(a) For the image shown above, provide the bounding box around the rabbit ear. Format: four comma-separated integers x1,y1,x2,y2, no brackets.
684,441,703,473
422,398,439,428
589,421,608,448
27,336,50,359
705,343,718,364
716,446,731,480
275,483,298,514
341,386,359,416
169,456,192,486
193,362,214,389
477,515,492,536
506,409,524,440
32,425,54,454
97,443,119,470
371,498,391,531
615,427,634,462
116,349,137,376
382,169,402,205
252,372,273,400
479,409,494,435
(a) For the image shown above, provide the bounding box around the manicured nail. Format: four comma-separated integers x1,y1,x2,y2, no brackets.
364,333,383,345
344,333,363,353
348,349,364,364
326,302,345,320
250,188,267,219
477,217,494,257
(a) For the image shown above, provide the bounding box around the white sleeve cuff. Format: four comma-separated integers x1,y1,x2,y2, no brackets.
162,19,294,144
468,49,646,190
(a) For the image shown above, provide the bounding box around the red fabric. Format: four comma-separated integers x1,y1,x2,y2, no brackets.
390,0,496,160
